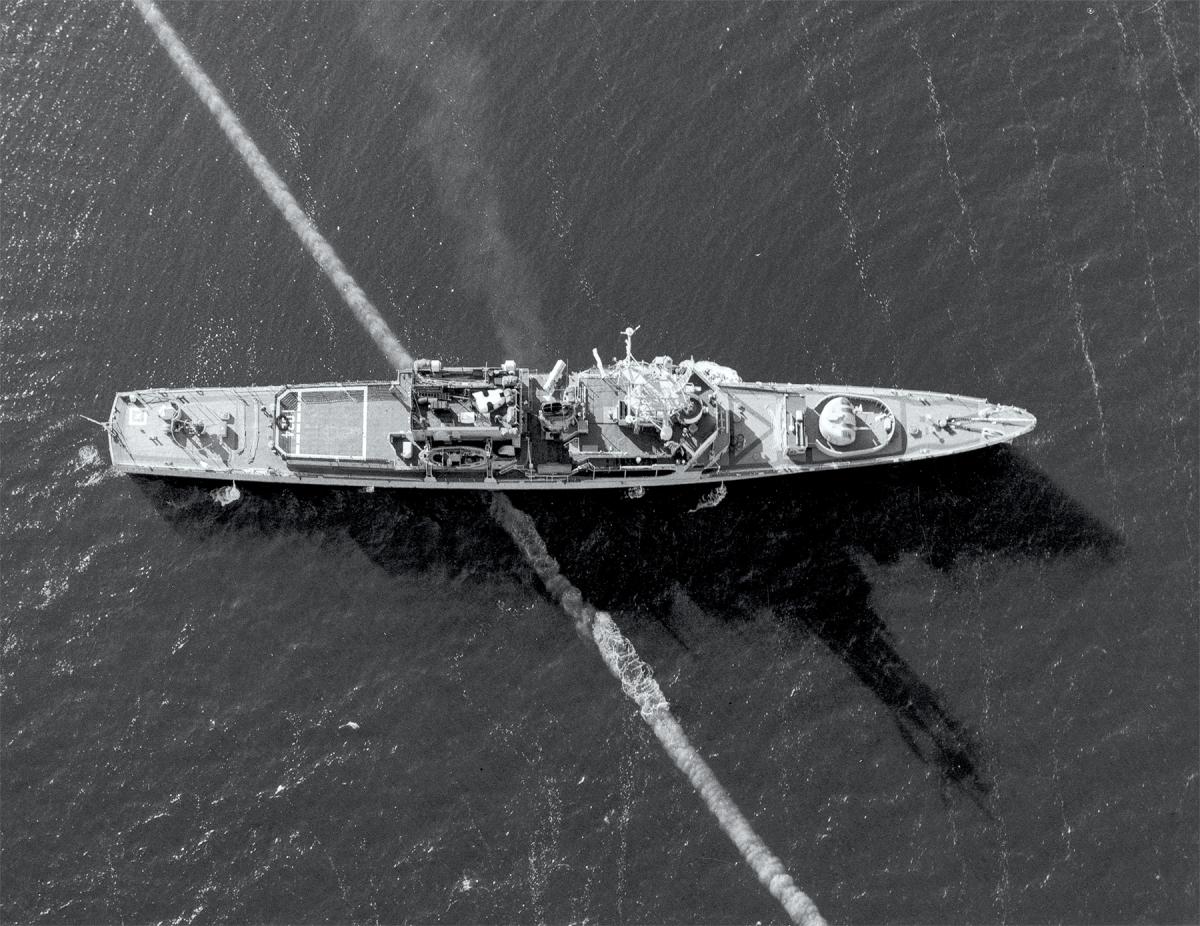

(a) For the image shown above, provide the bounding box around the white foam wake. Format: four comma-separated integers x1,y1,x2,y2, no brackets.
132,9,823,918
490,495,826,926
130,0,413,369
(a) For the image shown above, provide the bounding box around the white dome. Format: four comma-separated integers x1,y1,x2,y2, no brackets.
819,396,857,446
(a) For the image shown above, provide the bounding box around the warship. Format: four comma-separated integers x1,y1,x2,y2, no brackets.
106,327,1036,493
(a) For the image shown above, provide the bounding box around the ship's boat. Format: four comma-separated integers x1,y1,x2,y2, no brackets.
105,327,1036,491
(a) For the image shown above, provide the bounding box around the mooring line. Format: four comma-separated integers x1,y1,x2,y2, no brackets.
130,0,412,369
490,495,826,926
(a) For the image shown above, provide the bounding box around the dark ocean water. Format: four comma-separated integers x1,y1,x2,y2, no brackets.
3,2,1198,923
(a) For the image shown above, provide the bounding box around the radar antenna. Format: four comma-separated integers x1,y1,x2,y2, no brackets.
621,325,641,361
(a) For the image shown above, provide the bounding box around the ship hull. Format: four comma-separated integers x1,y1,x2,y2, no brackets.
106,369,1036,492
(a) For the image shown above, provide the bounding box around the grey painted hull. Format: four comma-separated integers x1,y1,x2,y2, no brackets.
106,367,1036,492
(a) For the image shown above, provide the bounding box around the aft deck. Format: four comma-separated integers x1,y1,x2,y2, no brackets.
108,386,278,475
275,384,411,462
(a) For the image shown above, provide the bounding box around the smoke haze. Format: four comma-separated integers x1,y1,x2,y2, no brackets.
363,4,544,365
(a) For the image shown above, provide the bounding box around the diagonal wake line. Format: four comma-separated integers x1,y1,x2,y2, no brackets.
490,494,827,926
130,0,413,369
133,5,824,918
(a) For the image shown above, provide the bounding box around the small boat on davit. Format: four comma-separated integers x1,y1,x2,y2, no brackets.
106,327,1036,492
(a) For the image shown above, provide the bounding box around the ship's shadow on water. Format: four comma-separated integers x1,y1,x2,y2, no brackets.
136,447,1119,810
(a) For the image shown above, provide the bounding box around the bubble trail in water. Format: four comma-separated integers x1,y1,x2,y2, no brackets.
490,494,826,926
130,0,413,369
131,7,821,919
